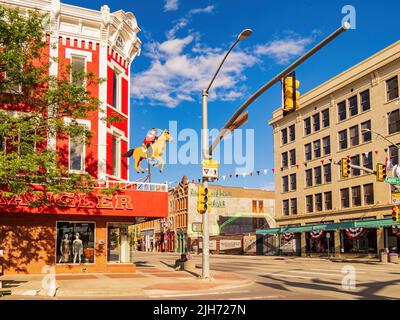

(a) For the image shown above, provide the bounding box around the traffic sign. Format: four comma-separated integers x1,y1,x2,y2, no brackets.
192,222,203,232
392,193,400,205
202,159,219,179
385,176,400,185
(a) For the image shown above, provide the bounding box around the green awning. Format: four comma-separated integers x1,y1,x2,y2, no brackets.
256,218,398,235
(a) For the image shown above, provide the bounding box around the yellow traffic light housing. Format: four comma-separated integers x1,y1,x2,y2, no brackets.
376,163,387,182
340,158,351,178
392,206,399,222
197,185,209,214
283,73,300,112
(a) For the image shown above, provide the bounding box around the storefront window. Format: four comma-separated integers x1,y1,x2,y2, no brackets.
306,231,334,254
56,222,95,264
385,226,400,253
341,228,377,254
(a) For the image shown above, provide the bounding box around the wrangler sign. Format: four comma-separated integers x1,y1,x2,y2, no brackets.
0,189,168,217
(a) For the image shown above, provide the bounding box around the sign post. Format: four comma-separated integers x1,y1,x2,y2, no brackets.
202,159,219,180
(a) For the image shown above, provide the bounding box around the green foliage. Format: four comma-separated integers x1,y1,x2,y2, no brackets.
0,6,121,203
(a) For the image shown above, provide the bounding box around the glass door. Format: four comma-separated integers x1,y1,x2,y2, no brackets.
107,223,132,263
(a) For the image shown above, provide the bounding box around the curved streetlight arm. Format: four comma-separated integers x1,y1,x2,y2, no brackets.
205,38,240,94
361,128,400,150
209,23,351,155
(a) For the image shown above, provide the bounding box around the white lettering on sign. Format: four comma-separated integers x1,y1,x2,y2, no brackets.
220,239,242,250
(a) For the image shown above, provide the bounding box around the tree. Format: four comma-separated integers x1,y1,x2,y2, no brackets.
0,6,117,204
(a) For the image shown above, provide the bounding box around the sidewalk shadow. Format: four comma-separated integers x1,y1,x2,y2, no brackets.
160,260,200,278
135,261,156,267
1,280,28,289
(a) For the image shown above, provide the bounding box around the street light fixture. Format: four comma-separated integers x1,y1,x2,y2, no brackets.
361,128,399,150
201,29,252,279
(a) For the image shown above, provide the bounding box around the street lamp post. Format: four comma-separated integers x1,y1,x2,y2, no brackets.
201,29,252,279
361,128,400,150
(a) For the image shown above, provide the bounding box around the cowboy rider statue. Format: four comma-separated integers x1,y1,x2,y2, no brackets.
143,128,158,158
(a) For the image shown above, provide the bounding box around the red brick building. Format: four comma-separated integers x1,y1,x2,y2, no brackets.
0,0,168,274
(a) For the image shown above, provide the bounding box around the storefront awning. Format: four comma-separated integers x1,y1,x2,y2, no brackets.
256,218,398,235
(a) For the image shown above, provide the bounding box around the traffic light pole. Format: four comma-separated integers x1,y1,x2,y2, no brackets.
201,90,210,279
209,22,351,155
334,160,375,174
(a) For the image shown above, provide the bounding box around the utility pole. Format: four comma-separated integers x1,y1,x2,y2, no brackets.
201,29,253,279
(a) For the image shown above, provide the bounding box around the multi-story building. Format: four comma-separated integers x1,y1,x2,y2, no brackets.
0,0,168,274
137,177,276,255
266,40,400,258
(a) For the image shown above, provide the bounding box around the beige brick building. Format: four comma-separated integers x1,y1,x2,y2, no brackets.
267,40,400,258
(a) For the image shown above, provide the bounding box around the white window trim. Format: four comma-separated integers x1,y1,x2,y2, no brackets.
111,133,121,179
65,48,92,62
113,68,121,112
64,118,91,174
69,55,87,88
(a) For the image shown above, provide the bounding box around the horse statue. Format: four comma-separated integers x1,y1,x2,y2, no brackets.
122,129,173,173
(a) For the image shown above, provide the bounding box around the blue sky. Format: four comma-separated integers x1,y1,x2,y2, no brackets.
64,0,400,189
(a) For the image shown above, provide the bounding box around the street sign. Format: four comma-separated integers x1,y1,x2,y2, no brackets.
192,222,203,233
392,193,400,205
326,233,331,239
202,159,219,179
385,176,400,185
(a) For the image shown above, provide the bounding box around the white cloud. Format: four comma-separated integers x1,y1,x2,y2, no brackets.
164,0,178,12
131,36,258,108
159,35,193,55
254,36,314,65
167,5,215,39
188,5,214,15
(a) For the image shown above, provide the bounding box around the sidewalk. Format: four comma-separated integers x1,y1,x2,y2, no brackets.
0,265,252,299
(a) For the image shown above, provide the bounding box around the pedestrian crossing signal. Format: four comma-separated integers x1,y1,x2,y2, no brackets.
392,206,399,222
376,163,386,182
341,158,351,178
197,186,209,214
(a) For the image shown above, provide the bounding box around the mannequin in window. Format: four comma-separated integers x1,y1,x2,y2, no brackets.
59,233,71,263
73,232,83,264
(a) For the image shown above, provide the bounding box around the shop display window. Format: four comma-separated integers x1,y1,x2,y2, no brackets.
341,228,377,254
56,222,95,264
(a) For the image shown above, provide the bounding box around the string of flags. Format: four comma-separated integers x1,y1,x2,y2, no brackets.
165,149,388,185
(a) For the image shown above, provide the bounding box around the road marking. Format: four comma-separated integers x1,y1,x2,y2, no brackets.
310,268,367,274
311,267,399,274
148,290,250,298
230,296,279,300
288,270,354,277
262,273,312,279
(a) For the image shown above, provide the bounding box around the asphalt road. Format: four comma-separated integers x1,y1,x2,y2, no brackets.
3,252,400,300
133,252,400,300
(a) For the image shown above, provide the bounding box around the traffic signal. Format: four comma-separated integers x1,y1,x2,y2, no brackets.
340,158,351,178
283,73,300,112
376,163,387,182
392,206,399,222
197,185,209,214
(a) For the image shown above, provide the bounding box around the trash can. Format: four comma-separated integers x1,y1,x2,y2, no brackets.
380,249,389,263
389,253,399,264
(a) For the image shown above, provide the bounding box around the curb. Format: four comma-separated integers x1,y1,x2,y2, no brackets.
143,279,254,297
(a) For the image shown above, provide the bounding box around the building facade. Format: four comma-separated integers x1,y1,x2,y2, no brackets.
266,40,400,258
137,177,276,255
0,0,168,275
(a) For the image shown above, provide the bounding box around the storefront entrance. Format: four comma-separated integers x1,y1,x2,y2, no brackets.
107,223,133,263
